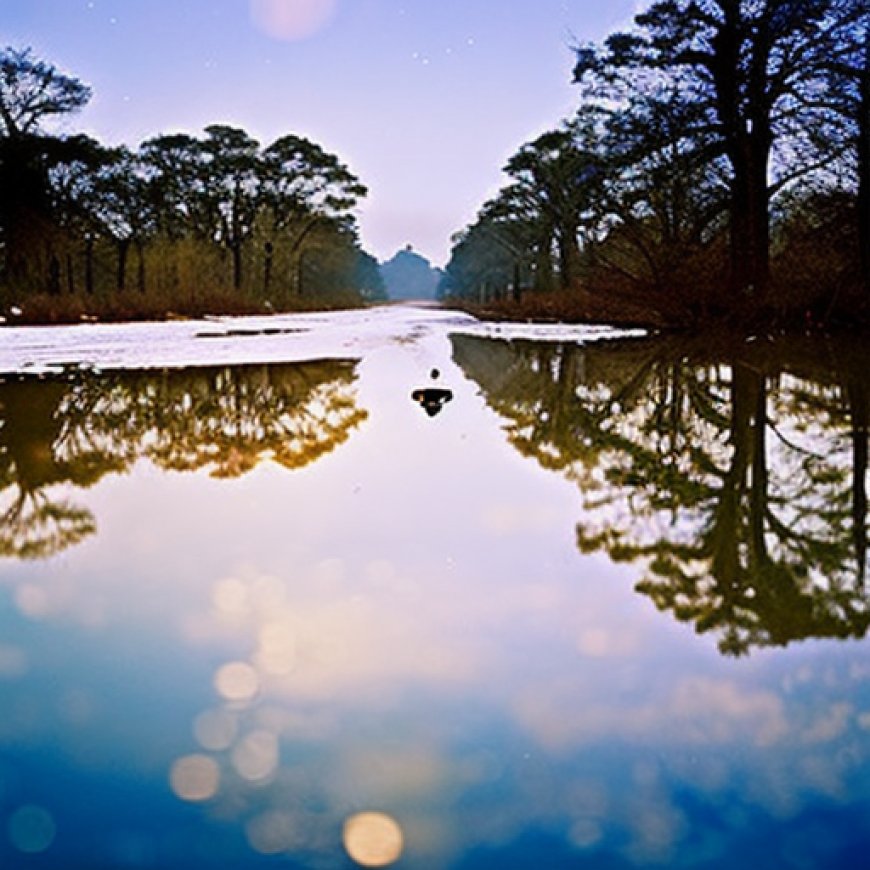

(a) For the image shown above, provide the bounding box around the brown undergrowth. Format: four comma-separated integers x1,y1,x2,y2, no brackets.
448,276,870,335
0,287,365,325
446,287,678,331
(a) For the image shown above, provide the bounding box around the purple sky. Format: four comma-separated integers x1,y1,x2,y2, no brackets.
3,0,639,265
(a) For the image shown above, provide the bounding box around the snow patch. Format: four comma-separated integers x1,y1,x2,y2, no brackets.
0,305,645,374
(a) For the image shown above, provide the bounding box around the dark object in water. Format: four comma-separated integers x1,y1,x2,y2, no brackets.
412,387,453,417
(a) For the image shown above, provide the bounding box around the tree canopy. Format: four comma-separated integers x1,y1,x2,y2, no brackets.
444,1,870,328
0,46,91,138
0,46,382,317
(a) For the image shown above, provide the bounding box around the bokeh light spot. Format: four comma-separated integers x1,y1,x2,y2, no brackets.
213,577,249,616
169,755,220,802
250,0,338,42
8,805,56,854
256,623,297,674
232,730,280,782
343,812,404,867
214,661,259,702
246,811,298,854
15,585,50,619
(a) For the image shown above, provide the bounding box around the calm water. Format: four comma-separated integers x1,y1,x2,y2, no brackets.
1,319,869,869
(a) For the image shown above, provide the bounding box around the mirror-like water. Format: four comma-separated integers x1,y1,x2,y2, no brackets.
1,310,868,868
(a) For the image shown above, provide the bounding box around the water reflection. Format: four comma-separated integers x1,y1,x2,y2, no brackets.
411,368,453,417
0,378,99,559
3,324,870,868
0,360,366,559
453,333,870,655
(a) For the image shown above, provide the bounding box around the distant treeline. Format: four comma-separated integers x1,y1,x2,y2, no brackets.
0,47,385,320
442,0,870,329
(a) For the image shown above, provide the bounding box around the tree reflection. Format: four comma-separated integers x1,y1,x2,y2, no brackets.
0,360,366,559
0,379,102,559
453,334,870,655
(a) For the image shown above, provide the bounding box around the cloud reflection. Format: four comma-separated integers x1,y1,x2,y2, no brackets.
513,677,788,750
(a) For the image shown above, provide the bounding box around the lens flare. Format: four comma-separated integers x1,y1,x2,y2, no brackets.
250,0,338,42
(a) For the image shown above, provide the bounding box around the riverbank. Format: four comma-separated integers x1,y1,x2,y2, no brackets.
5,284,869,337
0,286,667,331
447,288,669,331
0,303,644,375
0,287,368,326
449,281,870,335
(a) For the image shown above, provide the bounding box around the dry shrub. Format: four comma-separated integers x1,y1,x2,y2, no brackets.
0,285,363,325
448,285,674,330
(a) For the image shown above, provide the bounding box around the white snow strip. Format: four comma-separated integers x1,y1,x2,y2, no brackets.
449,321,648,343
0,304,645,374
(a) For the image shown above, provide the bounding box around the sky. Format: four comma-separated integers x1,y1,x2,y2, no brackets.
2,0,640,266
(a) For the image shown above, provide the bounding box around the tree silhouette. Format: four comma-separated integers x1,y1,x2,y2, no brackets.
501,128,594,290
0,47,95,294
260,134,367,297
87,146,156,292
0,46,91,139
0,46,378,308
820,0,870,298
574,0,846,298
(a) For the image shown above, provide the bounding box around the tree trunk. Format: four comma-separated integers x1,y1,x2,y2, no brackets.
557,221,581,290
707,361,754,648
66,252,75,294
117,238,129,291
728,155,771,297
534,235,555,292
858,30,870,299
84,236,94,294
748,368,769,567
136,240,146,293
712,4,771,300
48,254,60,295
263,241,274,295
848,378,868,586
232,241,242,291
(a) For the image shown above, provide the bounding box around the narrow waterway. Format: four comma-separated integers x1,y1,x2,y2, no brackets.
0,306,868,868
